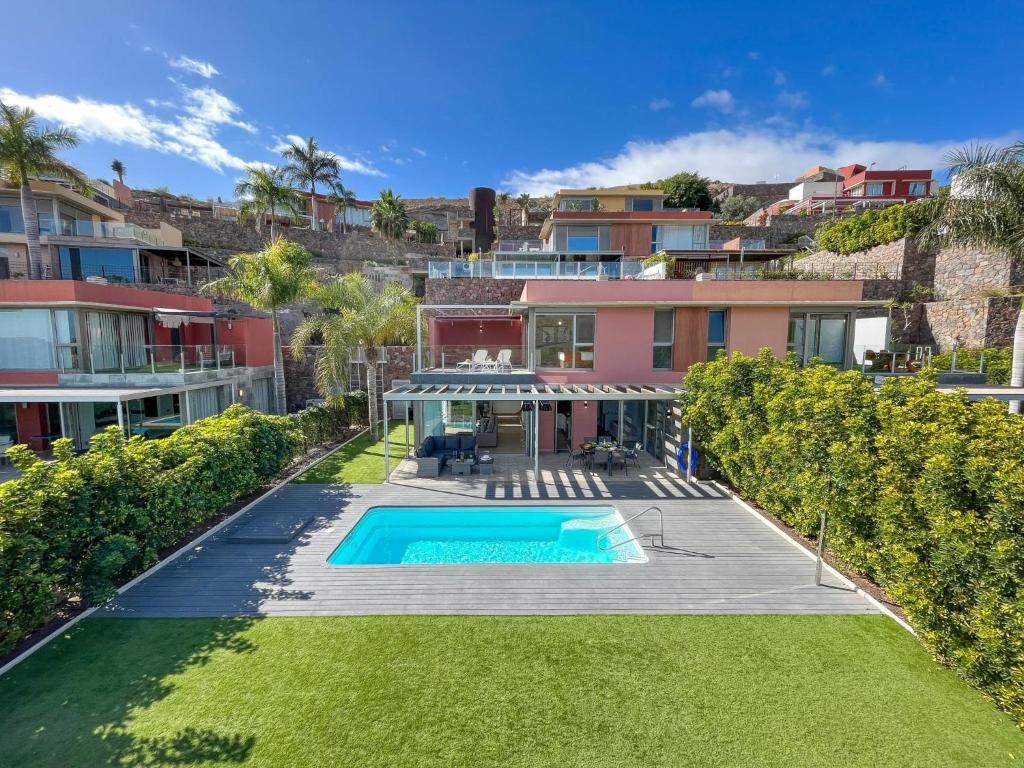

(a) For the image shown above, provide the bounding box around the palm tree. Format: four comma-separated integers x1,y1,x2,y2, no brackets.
111,158,125,184
281,136,340,231
517,192,531,226
292,273,415,442
919,141,1024,412
327,182,357,234
204,239,316,415
0,101,80,278
235,166,303,239
496,191,512,226
371,188,410,240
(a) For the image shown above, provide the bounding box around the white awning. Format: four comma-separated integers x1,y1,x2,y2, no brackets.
0,386,172,403
384,383,684,402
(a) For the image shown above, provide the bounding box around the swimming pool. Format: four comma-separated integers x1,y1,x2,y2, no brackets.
327,505,648,565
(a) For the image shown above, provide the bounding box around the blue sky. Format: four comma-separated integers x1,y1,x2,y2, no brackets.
3,1,1021,201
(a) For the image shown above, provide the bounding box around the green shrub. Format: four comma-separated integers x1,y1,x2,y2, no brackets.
0,397,364,652
930,347,1012,385
681,351,1024,726
815,201,932,255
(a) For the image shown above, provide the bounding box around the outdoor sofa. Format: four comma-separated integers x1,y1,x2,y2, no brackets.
415,434,479,477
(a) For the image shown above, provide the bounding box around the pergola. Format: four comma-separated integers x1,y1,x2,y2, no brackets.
382,382,685,478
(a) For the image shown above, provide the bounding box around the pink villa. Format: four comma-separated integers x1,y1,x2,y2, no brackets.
385,270,879,476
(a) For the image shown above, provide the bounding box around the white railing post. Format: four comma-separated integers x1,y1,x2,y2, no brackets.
150,347,156,374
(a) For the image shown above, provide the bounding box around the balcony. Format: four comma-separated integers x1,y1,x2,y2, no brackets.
428,260,646,280
19,261,228,288
413,344,534,385
57,344,250,386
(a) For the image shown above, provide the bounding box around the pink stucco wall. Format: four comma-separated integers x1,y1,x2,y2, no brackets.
571,401,598,448
728,307,791,358
519,279,865,305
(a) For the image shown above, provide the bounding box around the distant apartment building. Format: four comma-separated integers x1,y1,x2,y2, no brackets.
0,184,278,454
779,164,935,216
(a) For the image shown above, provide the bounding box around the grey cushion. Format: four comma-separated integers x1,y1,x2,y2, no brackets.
444,435,460,451
460,435,476,451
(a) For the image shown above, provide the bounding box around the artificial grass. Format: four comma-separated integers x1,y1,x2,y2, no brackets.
292,420,411,484
1,616,1021,767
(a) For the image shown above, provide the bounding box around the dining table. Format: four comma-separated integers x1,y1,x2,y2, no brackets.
581,442,625,475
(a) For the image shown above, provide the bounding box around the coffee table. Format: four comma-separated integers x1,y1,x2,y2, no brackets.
450,458,474,476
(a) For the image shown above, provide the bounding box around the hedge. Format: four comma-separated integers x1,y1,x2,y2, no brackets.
0,395,365,653
815,200,932,255
931,347,1013,385
681,350,1024,726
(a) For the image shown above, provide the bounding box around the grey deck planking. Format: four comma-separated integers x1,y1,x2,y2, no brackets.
95,481,876,618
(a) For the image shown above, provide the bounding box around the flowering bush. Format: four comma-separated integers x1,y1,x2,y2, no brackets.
682,350,1024,725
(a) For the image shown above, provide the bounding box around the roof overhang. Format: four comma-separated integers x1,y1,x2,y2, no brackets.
385,383,684,402
512,299,887,309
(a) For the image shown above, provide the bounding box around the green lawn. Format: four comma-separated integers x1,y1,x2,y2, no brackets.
292,420,412,484
1,616,1021,767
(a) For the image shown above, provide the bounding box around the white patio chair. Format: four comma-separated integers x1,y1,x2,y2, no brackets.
494,348,513,372
456,349,489,371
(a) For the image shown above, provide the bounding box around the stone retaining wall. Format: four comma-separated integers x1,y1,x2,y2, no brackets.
126,211,453,264
932,246,1023,299
425,277,526,306
709,217,818,247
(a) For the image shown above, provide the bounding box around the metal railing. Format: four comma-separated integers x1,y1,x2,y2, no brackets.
85,344,246,374
17,262,228,287
597,505,665,550
495,239,547,252
418,344,530,373
428,260,645,280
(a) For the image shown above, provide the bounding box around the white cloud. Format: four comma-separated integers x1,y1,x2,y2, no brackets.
501,127,1016,194
691,89,735,113
411,147,427,157
0,86,250,172
169,55,219,79
748,51,760,60
873,72,891,88
777,90,809,110
182,86,255,133
773,70,786,86
0,88,163,148
649,97,672,112
821,64,837,77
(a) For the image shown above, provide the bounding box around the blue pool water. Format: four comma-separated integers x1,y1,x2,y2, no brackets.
327,505,648,565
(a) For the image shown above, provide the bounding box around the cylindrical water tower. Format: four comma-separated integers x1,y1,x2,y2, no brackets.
468,186,496,253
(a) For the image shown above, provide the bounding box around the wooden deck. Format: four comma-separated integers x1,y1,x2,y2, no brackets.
96,474,876,618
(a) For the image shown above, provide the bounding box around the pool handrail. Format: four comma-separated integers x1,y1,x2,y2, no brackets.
596,505,665,551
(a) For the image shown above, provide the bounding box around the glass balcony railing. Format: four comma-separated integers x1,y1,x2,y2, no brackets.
428,260,645,280
418,345,530,373
83,344,247,374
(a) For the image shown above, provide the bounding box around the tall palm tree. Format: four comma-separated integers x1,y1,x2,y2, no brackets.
0,101,80,278
517,192,531,226
204,239,316,415
370,188,410,240
327,182,356,234
292,273,415,442
281,136,340,231
235,166,303,239
110,158,125,184
920,141,1024,412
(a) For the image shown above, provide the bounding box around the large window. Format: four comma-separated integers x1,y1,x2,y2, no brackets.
707,310,727,360
908,181,927,196
0,403,16,443
0,202,24,234
535,313,595,369
566,226,600,251
653,309,674,369
628,198,655,212
559,198,598,212
865,182,885,196
0,309,55,369
59,247,138,282
651,224,705,253
788,312,849,367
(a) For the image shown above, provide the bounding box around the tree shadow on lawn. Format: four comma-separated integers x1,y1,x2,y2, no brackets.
0,616,259,767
